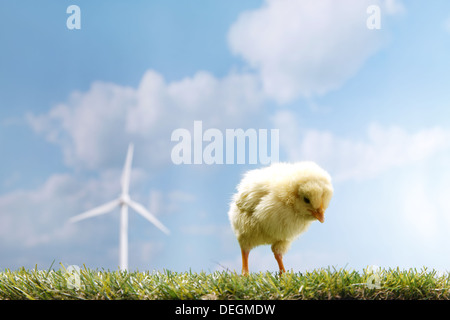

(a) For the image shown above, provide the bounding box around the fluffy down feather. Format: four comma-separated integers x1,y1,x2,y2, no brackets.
228,161,333,274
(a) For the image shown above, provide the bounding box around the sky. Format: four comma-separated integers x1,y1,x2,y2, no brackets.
1,0,450,273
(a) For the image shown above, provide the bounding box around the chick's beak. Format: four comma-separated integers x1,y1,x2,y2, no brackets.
310,203,325,223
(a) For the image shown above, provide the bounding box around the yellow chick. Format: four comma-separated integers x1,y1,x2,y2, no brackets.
228,162,333,275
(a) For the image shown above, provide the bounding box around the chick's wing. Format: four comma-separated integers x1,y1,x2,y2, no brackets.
235,184,269,215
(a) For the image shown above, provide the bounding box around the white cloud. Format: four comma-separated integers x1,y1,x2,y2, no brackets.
0,174,89,247
228,0,402,103
274,111,450,181
27,82,136,170
0,168,144,248
126,70,264,135
27,70,265,171
0,167,187,269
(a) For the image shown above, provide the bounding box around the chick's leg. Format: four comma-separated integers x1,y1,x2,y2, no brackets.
274,252,286,274
271,241,290,274
241,248,250,275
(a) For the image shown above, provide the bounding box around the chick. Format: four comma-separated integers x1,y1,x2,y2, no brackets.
228,161,333,275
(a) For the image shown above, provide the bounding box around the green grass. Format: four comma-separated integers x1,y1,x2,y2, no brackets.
1,265,450,300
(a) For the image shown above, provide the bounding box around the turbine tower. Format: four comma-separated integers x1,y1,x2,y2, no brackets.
69,143,170,270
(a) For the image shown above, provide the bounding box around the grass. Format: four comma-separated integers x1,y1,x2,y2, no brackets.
1,265,450,300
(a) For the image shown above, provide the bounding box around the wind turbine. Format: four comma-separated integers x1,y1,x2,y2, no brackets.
69,143,170,271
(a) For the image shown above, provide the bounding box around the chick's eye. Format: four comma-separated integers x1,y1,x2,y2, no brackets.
303,197,310,204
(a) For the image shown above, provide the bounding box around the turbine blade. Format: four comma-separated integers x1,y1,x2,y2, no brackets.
128,200,170,235
69,198,120,223
121,143,134,196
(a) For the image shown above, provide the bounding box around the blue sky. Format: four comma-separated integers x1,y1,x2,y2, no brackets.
2,0,450,273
